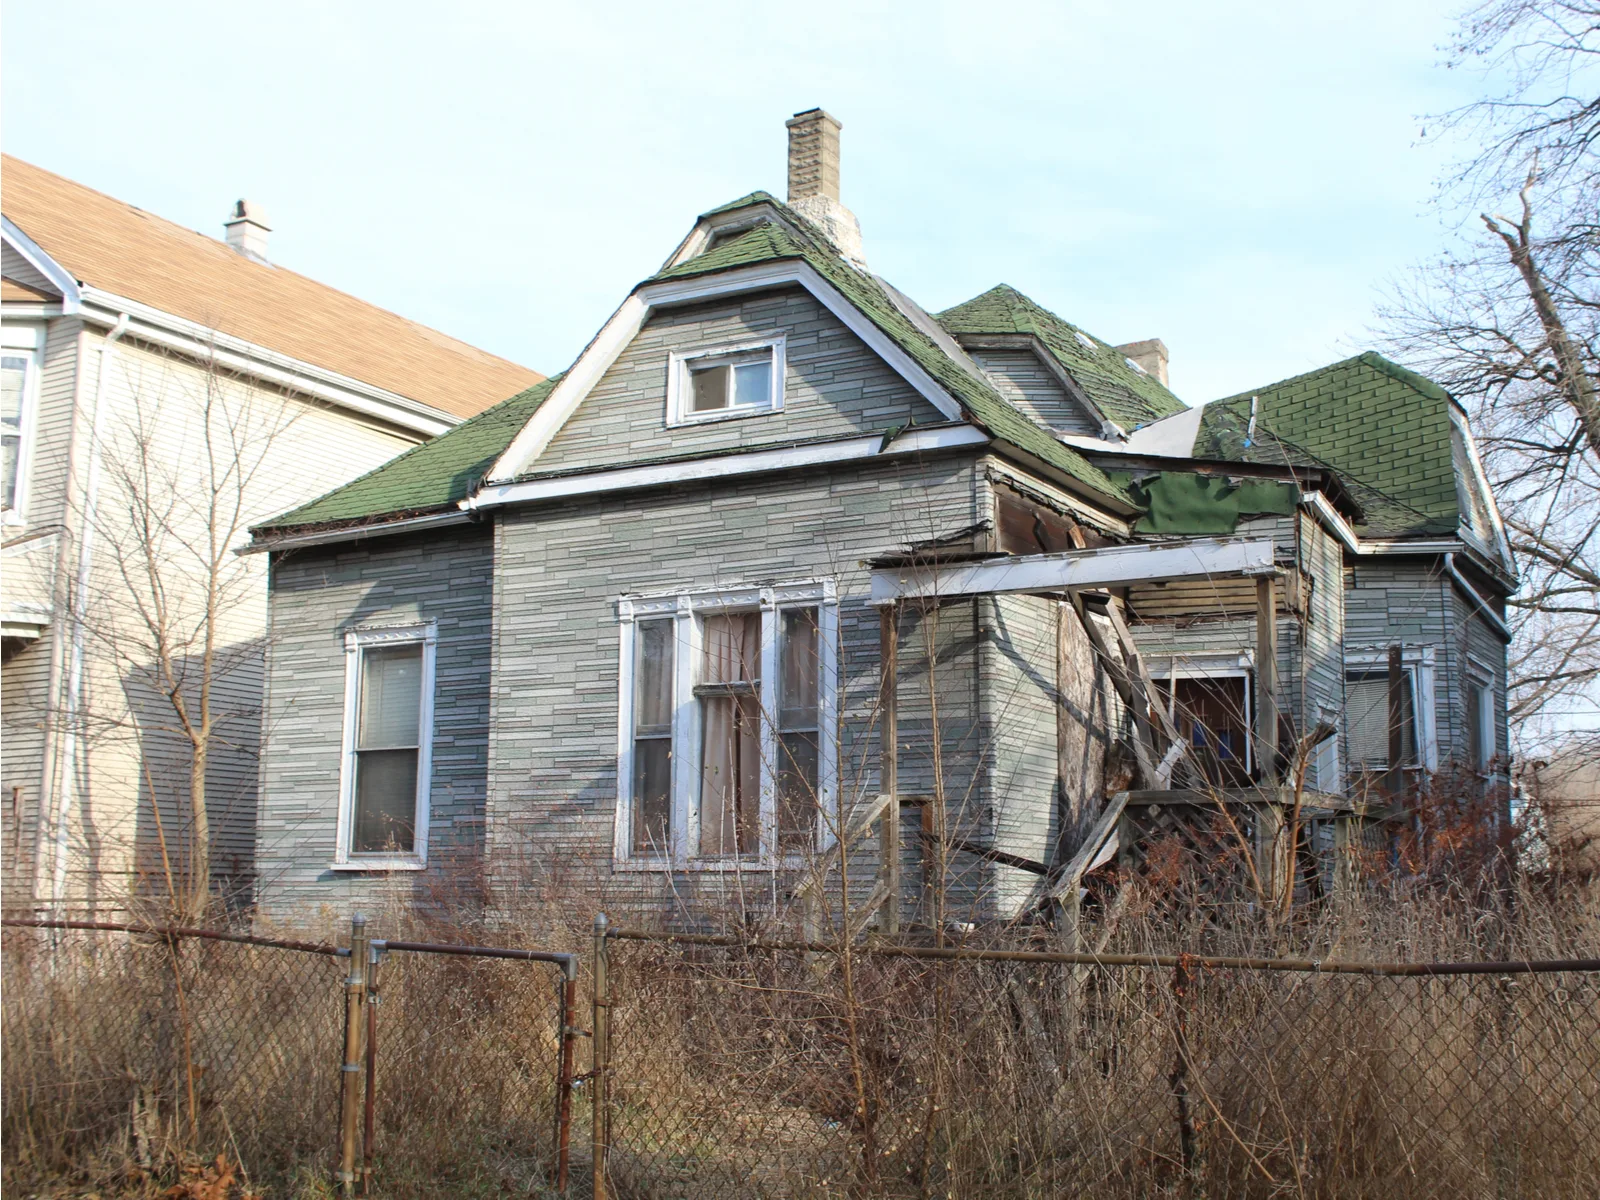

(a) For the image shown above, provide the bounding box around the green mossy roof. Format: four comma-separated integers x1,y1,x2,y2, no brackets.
254,375,560,532
655,197,1128,503
936,285,1189,431
1194,352,1459,538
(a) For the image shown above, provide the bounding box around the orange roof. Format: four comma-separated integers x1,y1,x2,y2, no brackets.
2,155,541,420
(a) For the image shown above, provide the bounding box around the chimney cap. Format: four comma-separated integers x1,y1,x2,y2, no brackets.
786,107,841,129
225,198,271,230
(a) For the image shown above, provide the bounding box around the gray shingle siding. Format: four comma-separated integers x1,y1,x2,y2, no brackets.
484,453,985,921
968,348,1099,437
256,526,494,918
536,286,953,474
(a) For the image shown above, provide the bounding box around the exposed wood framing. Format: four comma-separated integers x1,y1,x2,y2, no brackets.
1255,574,1279,785
869,537,1275,604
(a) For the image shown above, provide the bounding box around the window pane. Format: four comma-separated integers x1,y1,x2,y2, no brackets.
690,364,729,412
353,748,418,852
703,613,760,684
1346,673,1415,769
633,737,672,854
778,731,818,853
779,608,818,729
635,619,673,733
733,360,771,407
359,645,423,749
1467,683,1486,770
700,693,761,856
2,356,26,510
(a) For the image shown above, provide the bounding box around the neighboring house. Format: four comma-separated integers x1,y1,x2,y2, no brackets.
1,156,541,913
247,111,1513,923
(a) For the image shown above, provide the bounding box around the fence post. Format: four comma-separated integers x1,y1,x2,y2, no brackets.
592,913,610,1200
337,913,369,1197
1169,955,1200,1194
555,958,578,1193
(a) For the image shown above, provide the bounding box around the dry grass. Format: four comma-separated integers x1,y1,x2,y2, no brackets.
4,878,1597,1199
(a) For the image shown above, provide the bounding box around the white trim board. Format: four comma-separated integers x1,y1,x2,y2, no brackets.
870,537,1275,604
467,425,990,512
485,259,965,484
2,219,81,312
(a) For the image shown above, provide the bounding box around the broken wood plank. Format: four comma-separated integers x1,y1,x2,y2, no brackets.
927,832,1051,877
1047,791,1132,903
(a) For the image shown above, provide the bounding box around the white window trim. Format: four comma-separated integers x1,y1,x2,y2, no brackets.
665,334,786,427
614,578,838,871
332,622,437,871
1465,658,1496,774
2,323,43,526
1344,647,1439,773
1144,653,1255,775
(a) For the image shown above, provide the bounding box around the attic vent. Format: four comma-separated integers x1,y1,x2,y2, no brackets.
1074,331,1097,352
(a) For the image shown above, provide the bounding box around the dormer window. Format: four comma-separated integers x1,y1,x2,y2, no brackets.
667,336,785,426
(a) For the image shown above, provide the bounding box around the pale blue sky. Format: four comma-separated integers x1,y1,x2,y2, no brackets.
3,0,1484,405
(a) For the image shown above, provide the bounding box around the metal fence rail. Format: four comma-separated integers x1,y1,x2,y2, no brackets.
592,922,1600,1200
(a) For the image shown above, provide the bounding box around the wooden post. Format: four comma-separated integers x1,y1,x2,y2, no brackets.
876,604,901,936
337,913,369,1197
1255,575,1279,786
1386,645,1405,799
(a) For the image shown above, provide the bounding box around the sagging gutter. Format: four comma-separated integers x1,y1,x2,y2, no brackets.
1445,552,1511,642
240,509,473,555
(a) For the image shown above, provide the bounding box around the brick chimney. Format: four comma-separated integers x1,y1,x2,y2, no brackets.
223,199,271,263
785,108,865,267
1116,338,1169,387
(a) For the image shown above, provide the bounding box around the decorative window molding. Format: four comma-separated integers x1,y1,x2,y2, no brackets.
333,622,437,871
1344,647,1439,775
2,323,43,524
614,579,838,870
665,335,786,426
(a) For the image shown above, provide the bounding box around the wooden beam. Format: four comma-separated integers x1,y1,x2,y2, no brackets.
1102,600,1188,784
1068,594,1158,785
930,832,1051,877
877,604,901,936
1048,791,1132,904
870,537,1276,604
1256,574,1279,785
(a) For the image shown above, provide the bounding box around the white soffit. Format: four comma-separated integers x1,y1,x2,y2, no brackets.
485,257,964,485
870,537,1275,604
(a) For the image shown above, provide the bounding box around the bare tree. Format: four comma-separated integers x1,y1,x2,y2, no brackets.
1378,0,1600,748
74,339,300,919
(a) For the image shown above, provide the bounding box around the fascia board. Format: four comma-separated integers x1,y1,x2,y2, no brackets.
2,218,80,312
871,536,1276,604
77,292,456,437
241,509,473,554
485,260,965,485
473,424,990,511
1453,410,1517,581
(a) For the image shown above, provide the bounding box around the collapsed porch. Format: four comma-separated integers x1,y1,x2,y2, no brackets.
800,534,1350,937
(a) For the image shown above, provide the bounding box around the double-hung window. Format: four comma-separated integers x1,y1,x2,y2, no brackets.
1344,648,1438,780
617,581,837,867
666,336,785,425
1465,670,1494,774
2,326,41,522
335,624,437,869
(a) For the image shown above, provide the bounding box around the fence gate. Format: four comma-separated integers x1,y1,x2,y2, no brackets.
340,915,581,1196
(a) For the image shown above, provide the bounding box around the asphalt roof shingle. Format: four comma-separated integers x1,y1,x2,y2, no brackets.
1194,352,1460,538
937,284,1189,431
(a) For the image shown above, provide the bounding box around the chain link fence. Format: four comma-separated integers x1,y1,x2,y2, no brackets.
592,927,1600,1200
1,917,579,1198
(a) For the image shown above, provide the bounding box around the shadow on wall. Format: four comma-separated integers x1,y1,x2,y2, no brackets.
125,643,263,913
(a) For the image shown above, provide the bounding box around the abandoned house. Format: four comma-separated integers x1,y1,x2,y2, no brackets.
0,157,541,914
246,110,1515,924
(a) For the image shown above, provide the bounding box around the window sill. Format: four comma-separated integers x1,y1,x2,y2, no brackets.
665,403,779,429
328,858,426,873
614,855,819,873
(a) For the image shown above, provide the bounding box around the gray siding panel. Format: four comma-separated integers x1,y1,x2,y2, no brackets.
537,286,951,473
968,348,1099,436
255,527,494,917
